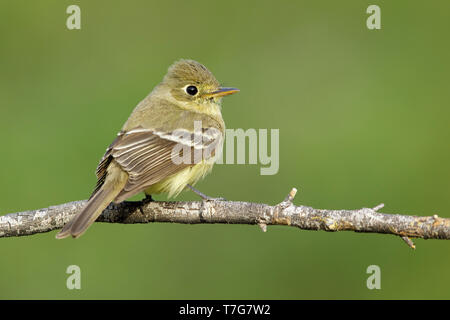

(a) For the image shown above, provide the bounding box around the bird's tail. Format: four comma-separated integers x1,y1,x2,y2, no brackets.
56,166,127,239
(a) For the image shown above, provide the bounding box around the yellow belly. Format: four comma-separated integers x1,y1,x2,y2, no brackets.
144,160,215,198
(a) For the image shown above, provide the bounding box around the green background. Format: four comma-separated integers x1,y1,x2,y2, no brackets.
0,0,449,299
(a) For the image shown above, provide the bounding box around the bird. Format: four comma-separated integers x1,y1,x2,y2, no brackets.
56,59,239,239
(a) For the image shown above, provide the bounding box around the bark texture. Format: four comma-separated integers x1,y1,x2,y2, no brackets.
1,188,449,249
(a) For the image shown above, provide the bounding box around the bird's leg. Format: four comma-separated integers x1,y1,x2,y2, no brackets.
187,184,226,201
121,194,154,207
142,194,154,204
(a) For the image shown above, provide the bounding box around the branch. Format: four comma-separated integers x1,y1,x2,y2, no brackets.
1,188,449,248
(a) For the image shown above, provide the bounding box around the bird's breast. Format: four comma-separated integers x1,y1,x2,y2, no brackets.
144,159,216,198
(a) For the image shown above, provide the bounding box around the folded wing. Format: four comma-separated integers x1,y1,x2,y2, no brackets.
93,126,223,203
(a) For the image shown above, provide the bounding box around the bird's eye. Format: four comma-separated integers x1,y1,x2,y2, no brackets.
185,85,198,96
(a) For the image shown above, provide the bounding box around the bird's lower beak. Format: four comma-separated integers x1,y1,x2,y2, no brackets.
205,87,240,98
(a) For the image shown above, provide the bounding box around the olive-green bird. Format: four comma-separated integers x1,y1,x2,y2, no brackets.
56,59,239,239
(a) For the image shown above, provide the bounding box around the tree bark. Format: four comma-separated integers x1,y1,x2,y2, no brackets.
1,188,449,249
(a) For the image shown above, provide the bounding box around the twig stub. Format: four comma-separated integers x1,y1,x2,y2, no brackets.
0,188,449,249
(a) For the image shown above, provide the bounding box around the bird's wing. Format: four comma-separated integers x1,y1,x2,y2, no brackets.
92,126,222,202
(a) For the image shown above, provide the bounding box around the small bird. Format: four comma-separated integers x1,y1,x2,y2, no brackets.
56,59,239,239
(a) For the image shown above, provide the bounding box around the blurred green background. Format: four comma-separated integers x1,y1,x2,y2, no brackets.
0,0,449,299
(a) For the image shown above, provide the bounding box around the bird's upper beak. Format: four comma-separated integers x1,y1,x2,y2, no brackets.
204,87,240,98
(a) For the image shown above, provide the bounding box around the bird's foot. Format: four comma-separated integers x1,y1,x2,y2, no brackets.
141,194,154,204
121,195,154,208
202,196,227,202
187,184,226,201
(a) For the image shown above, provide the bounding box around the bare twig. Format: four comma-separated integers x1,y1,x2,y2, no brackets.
401,236,416,250
1,188,449,249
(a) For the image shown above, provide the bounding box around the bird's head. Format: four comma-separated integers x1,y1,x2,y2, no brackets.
162,59,239,105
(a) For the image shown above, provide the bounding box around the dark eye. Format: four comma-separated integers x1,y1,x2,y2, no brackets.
185,85,198,96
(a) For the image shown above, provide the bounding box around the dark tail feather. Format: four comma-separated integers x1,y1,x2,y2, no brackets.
56,182,121,239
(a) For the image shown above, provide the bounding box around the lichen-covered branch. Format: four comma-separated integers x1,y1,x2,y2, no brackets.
1,188,449,248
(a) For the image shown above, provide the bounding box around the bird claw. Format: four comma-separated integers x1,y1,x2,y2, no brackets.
187,184,225,201
141,194,154,204
202,196,227,202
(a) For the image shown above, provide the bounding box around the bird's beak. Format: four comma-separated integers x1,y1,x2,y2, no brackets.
204,87,240,98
